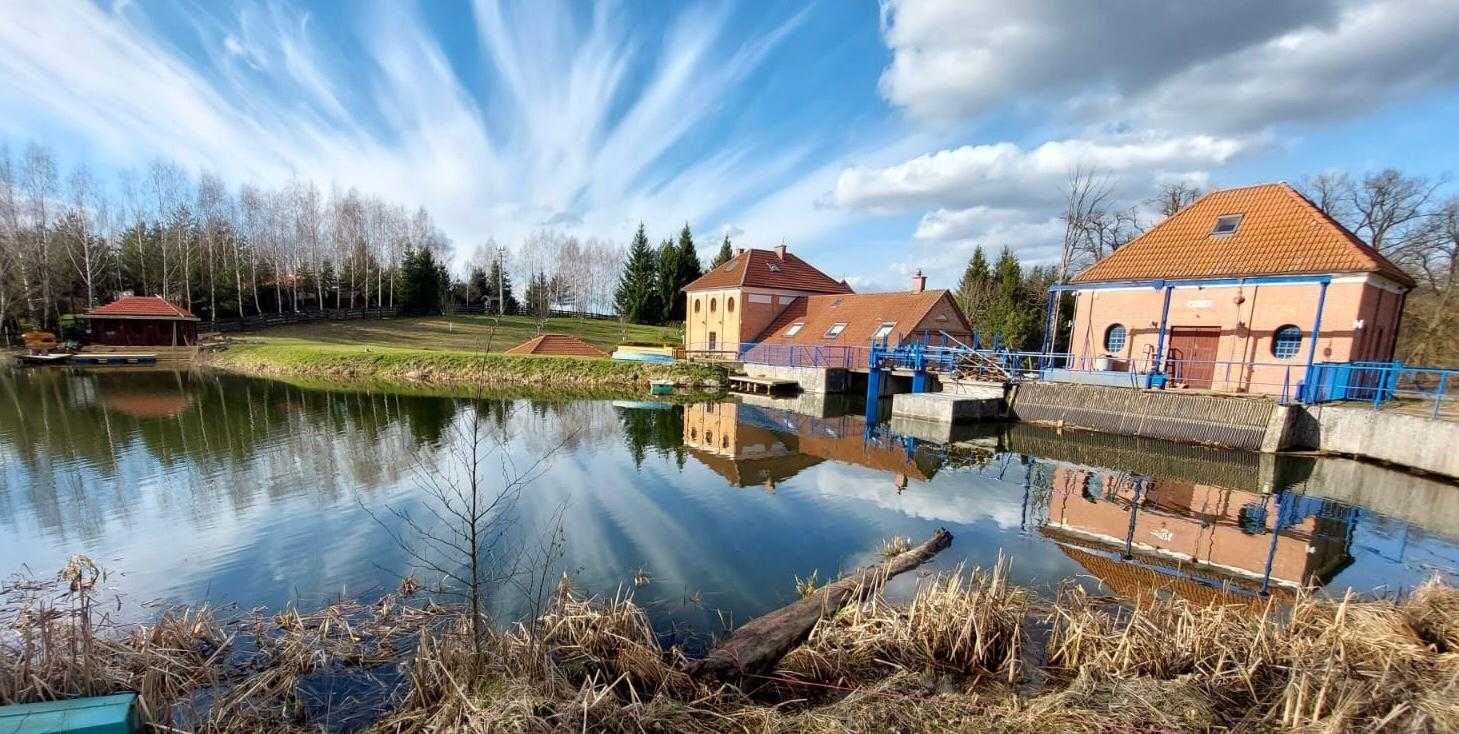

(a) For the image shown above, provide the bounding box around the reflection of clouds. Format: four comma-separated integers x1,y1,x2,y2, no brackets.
806,461,1027,529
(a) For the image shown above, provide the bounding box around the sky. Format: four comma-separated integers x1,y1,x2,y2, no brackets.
2,0,1458,290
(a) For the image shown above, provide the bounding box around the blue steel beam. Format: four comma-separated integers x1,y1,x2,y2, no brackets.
1150,285,1174,373
1047,274,1332,292
1303,280,1330,381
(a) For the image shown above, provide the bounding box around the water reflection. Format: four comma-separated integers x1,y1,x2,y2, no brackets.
3,368,1458,638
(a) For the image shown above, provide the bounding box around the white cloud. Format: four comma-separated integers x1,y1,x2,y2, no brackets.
834,134,1250,212
878,0,1459,134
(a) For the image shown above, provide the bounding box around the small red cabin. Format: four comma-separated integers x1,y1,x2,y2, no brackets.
84,296,200,346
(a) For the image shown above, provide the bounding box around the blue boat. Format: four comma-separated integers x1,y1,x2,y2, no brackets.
611,350,674,363
0,693,138,733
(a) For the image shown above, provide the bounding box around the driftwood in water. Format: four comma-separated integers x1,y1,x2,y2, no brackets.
686,527,954,680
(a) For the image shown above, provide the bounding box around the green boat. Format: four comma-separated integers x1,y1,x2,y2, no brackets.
0,694,137,734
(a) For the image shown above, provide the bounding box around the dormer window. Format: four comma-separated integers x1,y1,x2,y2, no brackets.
1211,214,1243,236
784,322,804,337
824,322,848,338
767,262,782,272
872,322,896,340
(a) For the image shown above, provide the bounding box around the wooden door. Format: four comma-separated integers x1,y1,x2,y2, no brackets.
1166,327,1220,389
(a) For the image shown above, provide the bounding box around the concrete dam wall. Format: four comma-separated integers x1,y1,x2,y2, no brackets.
1009,383,1279,452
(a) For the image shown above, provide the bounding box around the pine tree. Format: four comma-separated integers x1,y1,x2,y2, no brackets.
986,247,1034,350
399,247,446,316
711,234,734,268
955,246,992,340
654,238,679,323
614,223,661,324
661,223,702,321
523,271,551,320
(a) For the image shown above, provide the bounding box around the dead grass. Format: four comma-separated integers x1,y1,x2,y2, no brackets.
7,556,1459,732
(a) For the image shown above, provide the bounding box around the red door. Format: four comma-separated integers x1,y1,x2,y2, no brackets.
1166,327,1220,389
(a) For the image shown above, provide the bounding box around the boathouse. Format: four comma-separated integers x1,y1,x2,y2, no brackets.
84,295,200,346
1053,183,1413,396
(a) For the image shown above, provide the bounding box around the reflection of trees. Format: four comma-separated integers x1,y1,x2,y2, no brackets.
615,405,685,469
0,370,446,541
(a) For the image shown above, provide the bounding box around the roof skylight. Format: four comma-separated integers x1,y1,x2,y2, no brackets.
1211,214,1243,236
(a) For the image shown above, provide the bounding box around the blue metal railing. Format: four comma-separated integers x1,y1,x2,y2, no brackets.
1301,362,1454,417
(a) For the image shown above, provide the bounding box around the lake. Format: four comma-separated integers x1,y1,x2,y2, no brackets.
4,368,1458,648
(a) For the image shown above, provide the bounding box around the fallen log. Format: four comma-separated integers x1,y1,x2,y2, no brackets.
686,527,953,680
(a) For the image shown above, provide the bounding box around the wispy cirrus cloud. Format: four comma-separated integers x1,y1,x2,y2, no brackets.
0,0,835,263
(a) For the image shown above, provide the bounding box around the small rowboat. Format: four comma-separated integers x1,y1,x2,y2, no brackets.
0,692,138,733
649,379,675,396
611,350,674,363
15,353,73,366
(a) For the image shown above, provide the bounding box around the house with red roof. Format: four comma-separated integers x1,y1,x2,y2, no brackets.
1058,183,1414,396
84,295,200,346
683,244,971,365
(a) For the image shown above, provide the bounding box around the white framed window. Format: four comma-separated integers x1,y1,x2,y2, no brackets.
1211,214,1243,236
784,322,804,337
824,322,848,338
748,293,773,304
872,321,896,340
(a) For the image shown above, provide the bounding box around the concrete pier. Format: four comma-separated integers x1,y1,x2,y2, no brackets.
890,391,1006,424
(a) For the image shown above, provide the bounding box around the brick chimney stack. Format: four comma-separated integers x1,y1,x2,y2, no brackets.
912,269,926,293
774,243,787,260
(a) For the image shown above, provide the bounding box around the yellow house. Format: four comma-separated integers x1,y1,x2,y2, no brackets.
682,244,851,355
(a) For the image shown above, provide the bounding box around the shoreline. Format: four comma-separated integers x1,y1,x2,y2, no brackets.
206,341,727,397
4,557,1455,732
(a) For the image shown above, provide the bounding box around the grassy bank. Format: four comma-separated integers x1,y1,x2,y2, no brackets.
233,313,680,354
210,341,723,394
7,557,1457,732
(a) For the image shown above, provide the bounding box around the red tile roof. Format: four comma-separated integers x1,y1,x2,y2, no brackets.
683,248,852,294
1071,183,1415,287
503,333,608,357
86,295,198,319
753,290,970,346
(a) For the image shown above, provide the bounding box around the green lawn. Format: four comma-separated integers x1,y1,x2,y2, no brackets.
232,314,681,353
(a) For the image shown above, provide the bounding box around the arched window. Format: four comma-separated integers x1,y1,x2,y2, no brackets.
1104,323,1127,352
689,428,698,440
705,431,714,445
727,296,736,313
693,298,701,314
1272,325,1303,359
709,298,717,313
721,435,729,449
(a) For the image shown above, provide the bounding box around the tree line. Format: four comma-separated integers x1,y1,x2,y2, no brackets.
0,140,452,337
612,224,734,325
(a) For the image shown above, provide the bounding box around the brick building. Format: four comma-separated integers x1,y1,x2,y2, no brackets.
683,244,972,362
1059,183,1413,395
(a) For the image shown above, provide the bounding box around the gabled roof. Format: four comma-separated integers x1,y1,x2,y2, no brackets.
683,248,852,294
85,295,198,320
753,290,970,346
1071,183,1415,288
503,333,608,357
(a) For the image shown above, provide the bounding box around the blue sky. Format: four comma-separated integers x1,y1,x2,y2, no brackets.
3,0,1458,290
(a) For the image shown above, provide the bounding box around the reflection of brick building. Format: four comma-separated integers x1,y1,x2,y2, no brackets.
1045,465,1352,594
682,402,942,489
682,402,820,487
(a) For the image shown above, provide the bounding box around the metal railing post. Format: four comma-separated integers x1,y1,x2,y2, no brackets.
1436,372,1448,420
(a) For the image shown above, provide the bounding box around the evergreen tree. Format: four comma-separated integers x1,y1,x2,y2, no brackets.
985,247,1035,350
667,223,703,321
613,223,661,323
654,238,679,323
711,234,734,268
955,246,992,341
398,247,447,315
468,261,518,314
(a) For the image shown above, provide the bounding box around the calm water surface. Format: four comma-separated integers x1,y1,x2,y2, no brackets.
4,368,1459,644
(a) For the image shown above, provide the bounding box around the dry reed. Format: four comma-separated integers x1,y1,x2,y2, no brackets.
7,556,1459,732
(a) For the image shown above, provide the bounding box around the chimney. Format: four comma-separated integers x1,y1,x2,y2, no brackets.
774,243,787,260
911,269,926,293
